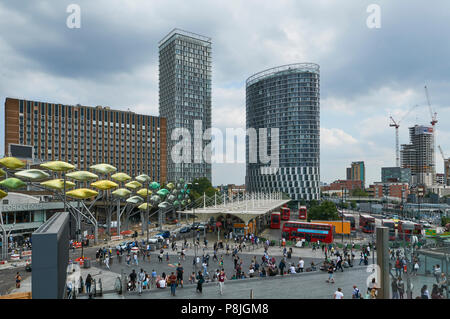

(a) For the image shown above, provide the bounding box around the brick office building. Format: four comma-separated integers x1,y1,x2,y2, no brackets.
4,98,167,182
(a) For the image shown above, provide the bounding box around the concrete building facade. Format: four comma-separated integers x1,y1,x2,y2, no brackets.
159,29,212,183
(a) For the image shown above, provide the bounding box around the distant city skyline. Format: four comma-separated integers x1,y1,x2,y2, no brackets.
1,1,450,186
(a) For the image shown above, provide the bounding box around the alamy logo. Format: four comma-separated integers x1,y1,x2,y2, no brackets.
66,4,81,29
170,120,279,174
366,4,381,29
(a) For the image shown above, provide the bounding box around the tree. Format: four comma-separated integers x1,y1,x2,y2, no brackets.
307,201,339,221
350,201,357,210
190,177,218,200
351,188,368,197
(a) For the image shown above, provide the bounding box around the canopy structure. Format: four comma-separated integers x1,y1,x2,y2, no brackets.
177,192,290,225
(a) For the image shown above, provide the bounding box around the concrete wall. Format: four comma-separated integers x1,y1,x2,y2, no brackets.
31,212,69,299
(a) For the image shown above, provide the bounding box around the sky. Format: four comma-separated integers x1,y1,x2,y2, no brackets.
0,0,449,186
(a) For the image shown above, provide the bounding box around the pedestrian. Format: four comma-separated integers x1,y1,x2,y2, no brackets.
189,272,196,284
196,271,204,293
133,253,138,266
151,269,157,288
433,264,442,283
168,272,177,296
126,253,131,266
138,268,145,295
327,266,335,283
298,258,304,272
431,284,443,299
159,250,163,263
420,285,430,299
336,255,344,272
368,278,378,299
359,252,364,266
413,261,419,276
104,255,110,270
397,276,405,299
391,277,399,299
279,258,286,276
15,272,22,289
129,270,137,291
352,285,361,299
438,273,447,297
218,269,226,295
85,274,93,295
333,287,344,299
176,263,184,288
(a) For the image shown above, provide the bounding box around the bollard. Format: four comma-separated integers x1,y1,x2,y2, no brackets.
250,289,254,299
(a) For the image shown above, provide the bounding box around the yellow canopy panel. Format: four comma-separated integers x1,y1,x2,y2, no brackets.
90,163,117,175
111,172,132,182
91,180,118,190
40,161,75,172
40,179,76,190
66,171,99,181
0,157,26,170
66,188,99,199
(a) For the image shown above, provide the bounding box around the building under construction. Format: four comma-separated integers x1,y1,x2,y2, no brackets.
401,125,435,187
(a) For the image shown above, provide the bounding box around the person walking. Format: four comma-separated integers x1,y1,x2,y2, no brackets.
298,258,304,273
168,272,177,296
138,268,145,295
421,285,430,299
352,285,361,299
218,269,226,295
133,253,139,266
336,255,344,272
433,265,442,283
85,274,93,295
104,255,110,270
196,271,204,293
333,287,344,299
176,263,184,288
397,276,405,299
327,265,335,283
15,272,22,289
391,277,399,299
126,253,131,267
279,258,286,276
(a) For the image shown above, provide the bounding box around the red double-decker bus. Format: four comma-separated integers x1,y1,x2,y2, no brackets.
343,213,356,231
382,219,396,241
281,221,333,243
270,212,281,229
298,206,307,220
281,207,290,220
398,220,415,241
359,214,375,233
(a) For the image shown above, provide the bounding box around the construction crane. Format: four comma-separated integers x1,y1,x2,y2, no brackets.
389,104,419,167
438,145,446,161
424,85,438,182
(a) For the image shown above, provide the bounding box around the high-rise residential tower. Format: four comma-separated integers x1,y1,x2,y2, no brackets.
401,125,435,186
159,29,212,183
350,161,365,189
245,63,320,201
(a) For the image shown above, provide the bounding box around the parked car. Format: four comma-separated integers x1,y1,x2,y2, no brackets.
179,227,191,233
156,231,171,239
147,235,164,244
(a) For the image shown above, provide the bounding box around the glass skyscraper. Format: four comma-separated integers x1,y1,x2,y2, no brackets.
245,63,320,201
159,29,212,183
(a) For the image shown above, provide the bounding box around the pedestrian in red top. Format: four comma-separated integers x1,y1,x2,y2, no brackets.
218,269,226,295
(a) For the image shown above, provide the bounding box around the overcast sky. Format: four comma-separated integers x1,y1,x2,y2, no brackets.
1,0,449,186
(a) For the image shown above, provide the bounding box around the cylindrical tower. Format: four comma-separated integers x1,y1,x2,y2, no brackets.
245,63,320,201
